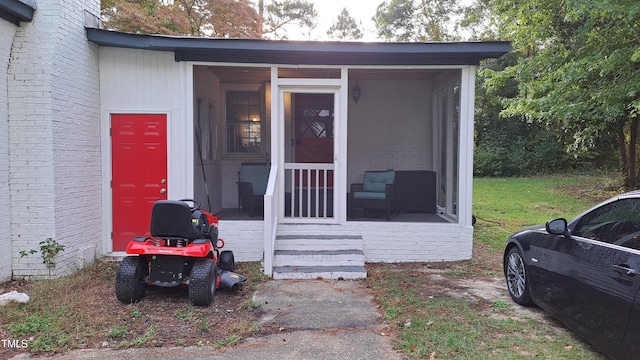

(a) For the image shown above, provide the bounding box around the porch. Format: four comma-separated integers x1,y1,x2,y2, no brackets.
193,65,472,278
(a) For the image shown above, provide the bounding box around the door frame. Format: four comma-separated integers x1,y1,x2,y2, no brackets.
273,74,347,224
102,111,174,254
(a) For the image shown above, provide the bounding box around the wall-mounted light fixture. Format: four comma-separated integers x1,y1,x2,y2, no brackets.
351,81,361,104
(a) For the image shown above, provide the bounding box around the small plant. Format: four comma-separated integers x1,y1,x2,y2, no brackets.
493,299,509,309
174,308,194,321
197,319,209,333
213,334,241,348
19,237,66,275
117,325,156,348
130,310,143,318
108,325,129,338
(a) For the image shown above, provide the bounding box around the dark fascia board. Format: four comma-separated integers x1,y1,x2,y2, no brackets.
0,0,36,25
86,28,511,66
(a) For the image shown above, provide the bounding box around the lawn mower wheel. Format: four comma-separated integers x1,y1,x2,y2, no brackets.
189,258,217,306
115,256,148,304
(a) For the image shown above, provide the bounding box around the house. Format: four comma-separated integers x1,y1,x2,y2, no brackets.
1,0,510,281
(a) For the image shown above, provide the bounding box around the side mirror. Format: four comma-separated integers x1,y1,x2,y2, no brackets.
546,218,568,236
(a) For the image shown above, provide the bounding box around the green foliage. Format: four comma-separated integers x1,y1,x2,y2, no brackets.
474,120,568,176
326,8,364,41
484,0,640,186
374,0,461,42
117,325,156,348
19,237,66,276
101,0,262,38
213,334,241,348
262,0,318,40
3,314,53,336
108,325,129,338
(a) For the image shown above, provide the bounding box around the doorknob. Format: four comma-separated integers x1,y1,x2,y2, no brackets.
160,179,166,184
160,188,166,194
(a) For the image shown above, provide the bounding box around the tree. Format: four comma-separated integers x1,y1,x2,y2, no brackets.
486,0,640,187
261,0,318,40
326,8,364,41
458,0,499,41
474,52,571,176
373,0,461,42
101,0,262,38
101,0,190,35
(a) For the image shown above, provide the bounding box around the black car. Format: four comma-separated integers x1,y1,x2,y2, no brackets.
504,190,640,360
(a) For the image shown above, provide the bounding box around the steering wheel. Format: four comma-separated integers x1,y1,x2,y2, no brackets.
614,230,640,250
178,199,200,211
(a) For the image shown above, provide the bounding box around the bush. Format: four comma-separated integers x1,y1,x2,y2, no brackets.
474,120,569,177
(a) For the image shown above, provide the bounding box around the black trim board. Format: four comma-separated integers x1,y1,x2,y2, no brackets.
0,0,36,25
86,28,510,66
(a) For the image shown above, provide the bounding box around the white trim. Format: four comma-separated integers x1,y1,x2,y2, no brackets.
276,83,342,224
459,66,476,227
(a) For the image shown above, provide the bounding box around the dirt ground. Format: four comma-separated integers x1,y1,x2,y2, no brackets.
0,238,568,359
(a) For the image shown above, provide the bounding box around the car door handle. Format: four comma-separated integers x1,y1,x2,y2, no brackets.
611,264,637,276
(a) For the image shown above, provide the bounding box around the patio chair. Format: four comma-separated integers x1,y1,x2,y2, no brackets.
237,163,270,217
349,170,396,220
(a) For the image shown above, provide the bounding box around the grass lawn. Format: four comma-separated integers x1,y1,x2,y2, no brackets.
366,173,622,359
472,174,621,251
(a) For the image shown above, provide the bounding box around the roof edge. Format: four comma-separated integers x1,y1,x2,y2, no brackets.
0,0,36,25
86,28,511,66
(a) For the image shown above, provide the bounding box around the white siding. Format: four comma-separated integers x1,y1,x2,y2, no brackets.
0,19,17,282
9,0,102,278
98,47,192,252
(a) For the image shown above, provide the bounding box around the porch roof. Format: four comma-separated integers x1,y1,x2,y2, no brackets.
86,28,510,66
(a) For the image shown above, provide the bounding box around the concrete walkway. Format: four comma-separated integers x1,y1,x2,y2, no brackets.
12,280,402,360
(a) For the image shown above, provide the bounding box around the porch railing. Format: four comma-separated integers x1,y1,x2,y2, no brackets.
284,163,334,220
263,165,278,277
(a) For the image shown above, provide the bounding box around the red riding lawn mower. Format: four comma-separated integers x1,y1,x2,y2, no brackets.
115,199,246,306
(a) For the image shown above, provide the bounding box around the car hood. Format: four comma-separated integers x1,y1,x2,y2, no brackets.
511,224,546,237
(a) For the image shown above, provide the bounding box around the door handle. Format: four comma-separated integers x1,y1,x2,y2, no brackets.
160,188,166,195
161,179,166,184
611,264,637,276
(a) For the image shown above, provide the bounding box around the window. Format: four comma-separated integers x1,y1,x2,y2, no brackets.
225,90,262,154
574,199,640,249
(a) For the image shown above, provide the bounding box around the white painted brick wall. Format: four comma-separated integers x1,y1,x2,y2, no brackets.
347,79,433,186
218,220,264,261
0,19,18,282
8,0,102,278
275,222,472,263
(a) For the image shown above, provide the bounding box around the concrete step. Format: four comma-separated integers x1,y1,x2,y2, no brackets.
274,249,364,267
275,234,363,251
272,234,366,280
272,265,367,280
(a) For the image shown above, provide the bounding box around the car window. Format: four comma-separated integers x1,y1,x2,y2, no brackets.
573,198,640,249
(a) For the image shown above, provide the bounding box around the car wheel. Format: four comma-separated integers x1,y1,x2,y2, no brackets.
189,258,217,306
115,256,148,304
219,250,235,271
505,247,534,306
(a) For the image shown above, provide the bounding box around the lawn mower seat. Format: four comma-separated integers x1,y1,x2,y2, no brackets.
150,200,201,241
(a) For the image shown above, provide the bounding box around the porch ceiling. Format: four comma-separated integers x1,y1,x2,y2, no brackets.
86,28,511,66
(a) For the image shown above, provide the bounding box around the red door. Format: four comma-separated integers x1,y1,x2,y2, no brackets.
111,114,167,251
294,93,334,187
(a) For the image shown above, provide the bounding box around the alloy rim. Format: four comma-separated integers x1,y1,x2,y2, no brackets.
506,251,526,298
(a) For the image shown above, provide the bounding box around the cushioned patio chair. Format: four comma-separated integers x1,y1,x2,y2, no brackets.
349,170,396,220
237,163,270,217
